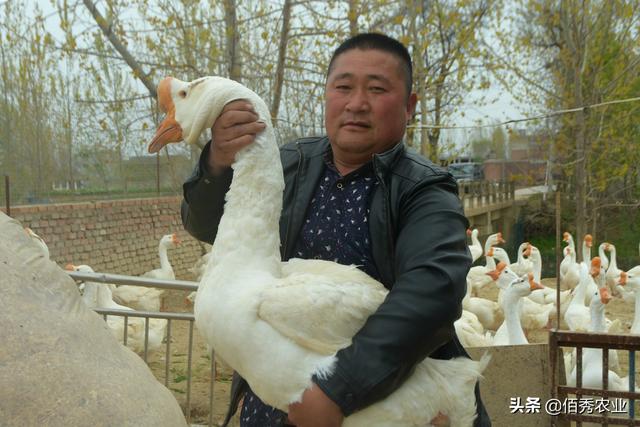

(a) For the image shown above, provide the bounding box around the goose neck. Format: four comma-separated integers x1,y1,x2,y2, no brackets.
206,127,284,273
504,295,527,344
158,243,171,271
96,283,115,308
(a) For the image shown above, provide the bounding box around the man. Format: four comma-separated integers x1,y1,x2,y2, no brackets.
181,33,490,427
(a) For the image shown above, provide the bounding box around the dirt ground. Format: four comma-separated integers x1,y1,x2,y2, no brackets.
139,276,639,426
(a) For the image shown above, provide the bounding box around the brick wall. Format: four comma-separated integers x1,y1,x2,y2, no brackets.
2,197,206,280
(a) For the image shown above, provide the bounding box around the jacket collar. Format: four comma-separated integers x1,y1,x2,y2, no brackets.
297,136,405,176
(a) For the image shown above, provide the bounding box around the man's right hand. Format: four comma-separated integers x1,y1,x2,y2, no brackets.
207,100,266,175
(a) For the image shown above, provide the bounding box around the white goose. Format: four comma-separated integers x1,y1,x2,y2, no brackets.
618,267,640,334
564,258,619,333
111,233,180,311
467,247,498,297
467,228,483,263
483,232,505,256
65,264,167,354
493,246,554,330
454,310,494,348
560,232,580,290
508,242,533,276
462,273,503,331
487,263,543,345
597,242,610,271
604,243,627,299
567,264,633,398
581,234,593,266
466,232,505,296
527,246,571,309
148,76,489,426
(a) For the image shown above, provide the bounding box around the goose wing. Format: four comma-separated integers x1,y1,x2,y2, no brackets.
258,258,387,355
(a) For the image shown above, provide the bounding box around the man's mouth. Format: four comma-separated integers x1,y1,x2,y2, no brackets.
342,121,370,129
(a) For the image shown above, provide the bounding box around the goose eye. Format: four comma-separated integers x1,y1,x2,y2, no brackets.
178,90,187,98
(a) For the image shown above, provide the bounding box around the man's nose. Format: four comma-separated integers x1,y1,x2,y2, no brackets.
345,88,370,112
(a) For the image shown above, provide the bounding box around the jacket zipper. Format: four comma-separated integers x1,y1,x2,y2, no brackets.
373,157,395,277
282,142,303,258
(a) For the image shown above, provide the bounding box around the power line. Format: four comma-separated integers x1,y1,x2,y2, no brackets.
408,96,640,130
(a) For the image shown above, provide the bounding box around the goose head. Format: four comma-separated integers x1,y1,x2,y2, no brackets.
589,257,604,280
148,76,250,153
486,261,516,287
483,232,505,255
64,263,95,273
490,246,510,265
160,233,181,247
562,231,572,243
65,263,95,292
618,269,640,291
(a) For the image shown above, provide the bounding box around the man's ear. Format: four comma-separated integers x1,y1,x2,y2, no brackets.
406,92,418,119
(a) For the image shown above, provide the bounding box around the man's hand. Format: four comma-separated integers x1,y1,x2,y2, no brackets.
287,384,344,427
207,100,265,175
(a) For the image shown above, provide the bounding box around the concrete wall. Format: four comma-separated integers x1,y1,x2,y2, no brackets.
1,197,206,280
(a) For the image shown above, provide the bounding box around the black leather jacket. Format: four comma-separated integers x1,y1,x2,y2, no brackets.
181,137,490,426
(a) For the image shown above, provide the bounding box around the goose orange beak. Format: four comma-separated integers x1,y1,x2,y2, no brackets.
599,287,612,304
149,114,182,153
584,234,593,247
148,77,183,153
172,233,181,245
528,273,544,291
65,263,76,271
590,257,601,277
486,261,507,281
618,271,627,286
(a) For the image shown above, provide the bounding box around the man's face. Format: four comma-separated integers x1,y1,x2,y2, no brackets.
325,48,416,160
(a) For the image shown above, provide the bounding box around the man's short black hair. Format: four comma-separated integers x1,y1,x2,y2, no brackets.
327,33,413,96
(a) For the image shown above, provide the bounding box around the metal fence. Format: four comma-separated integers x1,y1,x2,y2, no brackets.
67,270,217,427
550,329,640,426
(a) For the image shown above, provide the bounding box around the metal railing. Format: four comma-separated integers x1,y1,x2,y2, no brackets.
550,329,640,426
67,270,217,427
458,181,515,209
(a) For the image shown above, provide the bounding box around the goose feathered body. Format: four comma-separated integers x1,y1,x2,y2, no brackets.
162,76,489,426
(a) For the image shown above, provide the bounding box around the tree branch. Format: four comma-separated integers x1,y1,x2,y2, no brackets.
81,0,157,98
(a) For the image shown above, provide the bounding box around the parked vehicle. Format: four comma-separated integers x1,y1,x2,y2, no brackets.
448,162,484,182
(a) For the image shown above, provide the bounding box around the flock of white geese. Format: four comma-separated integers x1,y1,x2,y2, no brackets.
25,227,180,355
462,228,640,392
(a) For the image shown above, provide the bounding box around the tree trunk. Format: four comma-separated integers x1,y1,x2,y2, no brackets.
224,0,242,82
348,0,359,36
271,0,292,121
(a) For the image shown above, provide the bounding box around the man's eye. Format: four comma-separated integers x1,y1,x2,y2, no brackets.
370,87,385,92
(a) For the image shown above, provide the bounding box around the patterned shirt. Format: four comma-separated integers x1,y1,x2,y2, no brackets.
240,149,379,427
293,151,380,279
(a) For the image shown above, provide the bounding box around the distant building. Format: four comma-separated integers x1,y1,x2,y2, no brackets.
483,129,548,185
